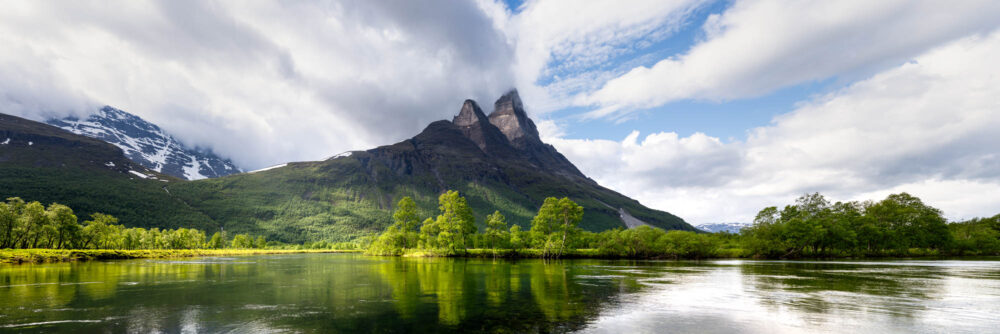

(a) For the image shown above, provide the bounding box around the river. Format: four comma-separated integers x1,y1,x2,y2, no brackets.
1,254,998,333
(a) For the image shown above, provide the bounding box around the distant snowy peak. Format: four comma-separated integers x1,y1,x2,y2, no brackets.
696,222,748,234
47,106,242,180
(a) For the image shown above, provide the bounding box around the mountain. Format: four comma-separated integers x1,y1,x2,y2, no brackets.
168,90,695,242
1,90,693,243
0,113,216,230
46,106,242,180
696,223,747,234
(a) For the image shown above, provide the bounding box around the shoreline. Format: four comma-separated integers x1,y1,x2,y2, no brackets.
4,248,996,265
0,249,362,264
375,248,1000,261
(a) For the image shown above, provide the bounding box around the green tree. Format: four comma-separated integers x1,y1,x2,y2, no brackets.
485,211,509,251
418,217,439,249
950,219,1000,255
46,203,78,249
530,197,584,258
14,201,47,248
742,206,785,257
81,213,119,249
208,232,224,249
393,197,421,232
231,234,254,249
431,190,476,254
866,193,951,250
255,235,267,249
0,198,26,248
507,225,526,251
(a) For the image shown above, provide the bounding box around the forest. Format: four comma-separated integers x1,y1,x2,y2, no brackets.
0,197,269,250
368,191,1000,259
3,190,999,260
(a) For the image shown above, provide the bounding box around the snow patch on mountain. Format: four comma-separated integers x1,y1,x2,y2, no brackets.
128,170,149,179
326,151,353,160
249,163,287,173
696,222,748,234
47,106,243,180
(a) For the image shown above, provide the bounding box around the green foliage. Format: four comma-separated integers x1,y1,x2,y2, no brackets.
431,190,476,254
530,197,583,258
508,225,527,251
208,232,224,249
485,211,509,251
0,248,358,264
366,197,427,255
392,197,421,232
948,216,1000,255
739,192,994,258
165,151,696,244
0,197,271,251
367,190,1000,259
0,167,215,231
231,234,255,249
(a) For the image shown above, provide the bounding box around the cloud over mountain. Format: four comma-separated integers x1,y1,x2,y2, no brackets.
1,0,998,226
0,0,515,169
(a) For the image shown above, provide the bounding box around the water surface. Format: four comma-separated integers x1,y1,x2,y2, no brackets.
1,254,998,333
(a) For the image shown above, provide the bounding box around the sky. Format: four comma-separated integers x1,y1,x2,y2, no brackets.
1,0,999,225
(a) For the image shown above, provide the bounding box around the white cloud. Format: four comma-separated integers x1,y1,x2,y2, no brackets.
504,0,708,114
0,0,515,169
584,0,1000,118
550,31,1000,224
2,0,998,227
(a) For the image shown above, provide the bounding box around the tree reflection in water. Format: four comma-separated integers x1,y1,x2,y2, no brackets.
1,255,998,333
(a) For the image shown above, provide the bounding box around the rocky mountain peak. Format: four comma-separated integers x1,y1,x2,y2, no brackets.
47,106,242,180
452,100,488,127
488,89,540,149
451,99,515,156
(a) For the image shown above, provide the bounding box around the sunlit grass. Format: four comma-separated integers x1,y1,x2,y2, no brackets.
0,249,361,264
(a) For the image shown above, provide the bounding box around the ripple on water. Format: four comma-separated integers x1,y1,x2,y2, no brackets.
2,316,124,328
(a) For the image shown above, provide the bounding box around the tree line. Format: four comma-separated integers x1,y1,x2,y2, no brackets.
7,191,997,259
368,191,1000,259
367,191,588,258
0,197,267,250
741,192,1000,257
366,190,723,258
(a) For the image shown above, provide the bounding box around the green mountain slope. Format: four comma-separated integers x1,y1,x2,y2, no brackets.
0,113,216,230
1,91,694,244
168,91,695,243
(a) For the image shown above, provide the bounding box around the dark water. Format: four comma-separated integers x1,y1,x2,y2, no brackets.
1,254,998,333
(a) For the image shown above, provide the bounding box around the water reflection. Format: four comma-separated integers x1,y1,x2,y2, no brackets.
581,260,1000,334
0,255,998,333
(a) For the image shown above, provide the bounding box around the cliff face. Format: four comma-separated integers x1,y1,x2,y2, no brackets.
487,90,587,180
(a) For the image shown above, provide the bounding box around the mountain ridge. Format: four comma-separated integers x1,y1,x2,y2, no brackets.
0,112,217,230
167,89,695,242
1,90,694,243
46,106,242,180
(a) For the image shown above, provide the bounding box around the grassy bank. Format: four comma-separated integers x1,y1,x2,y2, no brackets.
388,248,994,260
398,248,711,259
0,249,361,264
401,248,599,258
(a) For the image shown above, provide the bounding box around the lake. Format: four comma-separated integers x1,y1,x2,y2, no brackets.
1,254,998,333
